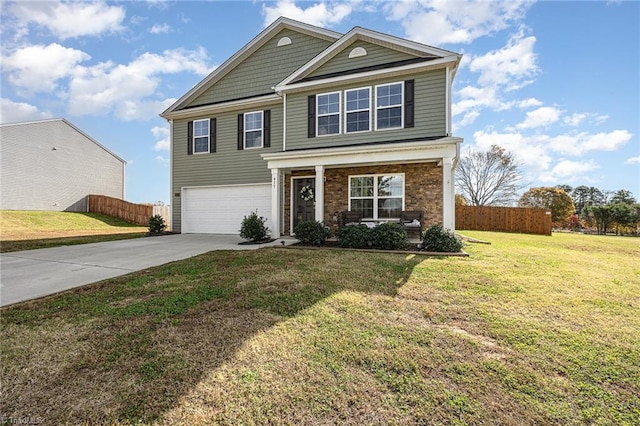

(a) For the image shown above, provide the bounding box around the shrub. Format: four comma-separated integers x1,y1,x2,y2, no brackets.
370,222,407,250
240,210,269,242
337,224,372,248
294,220,331,246
148,214,166,234
421,225,463,252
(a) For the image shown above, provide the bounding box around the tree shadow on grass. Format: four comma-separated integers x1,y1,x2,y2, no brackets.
0,248,425,424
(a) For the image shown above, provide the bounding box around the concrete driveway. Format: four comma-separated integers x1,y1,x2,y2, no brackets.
0,234,294,307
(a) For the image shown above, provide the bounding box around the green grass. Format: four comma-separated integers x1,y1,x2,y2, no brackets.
1,232,638,424
0,210,147,252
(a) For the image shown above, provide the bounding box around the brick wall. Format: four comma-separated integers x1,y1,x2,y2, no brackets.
283,162,443,235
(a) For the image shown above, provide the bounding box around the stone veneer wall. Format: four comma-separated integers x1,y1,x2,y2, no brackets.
284,162,443,235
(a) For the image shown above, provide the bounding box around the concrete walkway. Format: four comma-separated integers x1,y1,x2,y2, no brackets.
0,234,295,307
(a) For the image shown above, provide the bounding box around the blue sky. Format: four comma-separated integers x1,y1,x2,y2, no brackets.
1,0,638,204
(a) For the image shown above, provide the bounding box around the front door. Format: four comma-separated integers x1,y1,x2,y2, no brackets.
293,177,315,232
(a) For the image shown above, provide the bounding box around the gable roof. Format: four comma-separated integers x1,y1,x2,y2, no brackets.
0,118,126,164
275,26,461,91
161,17,341,117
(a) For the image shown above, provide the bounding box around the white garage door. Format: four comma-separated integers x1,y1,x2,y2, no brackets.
182,184,272,234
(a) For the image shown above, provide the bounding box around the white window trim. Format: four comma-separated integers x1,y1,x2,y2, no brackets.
348,173,405,220
193,118,210,154
316,91,341,137
374,82,404,131
244,110,263,149
344,86,371,134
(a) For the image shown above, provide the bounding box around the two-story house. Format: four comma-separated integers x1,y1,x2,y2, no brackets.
161,17,463,237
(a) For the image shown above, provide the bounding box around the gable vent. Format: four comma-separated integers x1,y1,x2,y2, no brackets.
349,47,367,58
277,36,292,47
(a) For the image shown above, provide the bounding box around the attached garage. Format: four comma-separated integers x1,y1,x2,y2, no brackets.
182,184,272,234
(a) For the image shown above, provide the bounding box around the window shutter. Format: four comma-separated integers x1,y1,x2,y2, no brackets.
404,79,415,128
237,114,244,150
307,95,316,138
209,118,216,153
187,121,193,155
263,110,271,148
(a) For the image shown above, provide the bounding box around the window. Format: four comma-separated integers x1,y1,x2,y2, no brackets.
375,82,403,130
317,92,341,136
345,87,370,133
193,119,209,154
349,174,404,219
244,111,263,148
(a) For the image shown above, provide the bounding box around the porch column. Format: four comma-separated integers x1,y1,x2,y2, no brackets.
271,168,281,238
315,165,325,224
442,157,455,231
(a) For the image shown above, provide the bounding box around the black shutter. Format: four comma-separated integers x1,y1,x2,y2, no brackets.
187,121,193,155
404,79,415,128
209,118,216,153
237,114,244,150
263,110,271,148
307,95,316,138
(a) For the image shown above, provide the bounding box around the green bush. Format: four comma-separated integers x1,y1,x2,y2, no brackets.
294,220,331,246
240,211,269,242
148,214,166,234
421,225,463,252
337,224,372,248
370,222,407,250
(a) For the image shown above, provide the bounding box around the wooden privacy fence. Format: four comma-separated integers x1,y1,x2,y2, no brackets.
456,206,552,236
87,194,152,226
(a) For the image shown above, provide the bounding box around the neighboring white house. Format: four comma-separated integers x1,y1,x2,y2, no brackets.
0,118,125,212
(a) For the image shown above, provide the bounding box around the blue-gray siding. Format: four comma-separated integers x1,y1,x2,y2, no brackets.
286,69,446,151
171,105,283,232
187,29,333,107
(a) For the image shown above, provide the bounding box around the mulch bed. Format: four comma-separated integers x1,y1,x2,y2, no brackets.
289,240,468,256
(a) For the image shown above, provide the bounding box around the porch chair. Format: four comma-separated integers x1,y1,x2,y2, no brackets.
341,211,363,227
400,210,424,238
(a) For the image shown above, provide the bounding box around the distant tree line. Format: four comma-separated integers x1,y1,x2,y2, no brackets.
455,145,638,235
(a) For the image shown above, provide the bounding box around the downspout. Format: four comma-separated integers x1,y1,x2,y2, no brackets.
445,65,452,136
282,92,287,152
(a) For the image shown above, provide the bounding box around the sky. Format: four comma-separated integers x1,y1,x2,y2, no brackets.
1,0,638,205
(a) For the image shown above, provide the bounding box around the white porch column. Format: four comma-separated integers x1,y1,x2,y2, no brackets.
315,165,325,224
442,157,455,231
271,168,281,238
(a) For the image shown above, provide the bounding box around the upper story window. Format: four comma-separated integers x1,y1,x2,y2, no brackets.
244,111,263,149
375,82,403,130
193,119,210,154
317,92,341,136
345,87,370,133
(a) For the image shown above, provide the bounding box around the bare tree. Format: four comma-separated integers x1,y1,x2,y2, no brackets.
456,145,524,206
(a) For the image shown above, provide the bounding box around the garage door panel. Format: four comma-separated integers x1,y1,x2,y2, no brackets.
183,184,271,234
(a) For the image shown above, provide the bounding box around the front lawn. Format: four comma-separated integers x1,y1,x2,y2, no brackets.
0,211,147,252
1,232,638,424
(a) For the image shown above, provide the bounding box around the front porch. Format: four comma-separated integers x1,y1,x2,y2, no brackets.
262,138,462,238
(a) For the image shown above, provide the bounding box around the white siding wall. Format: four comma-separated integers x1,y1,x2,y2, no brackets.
0,119,124,212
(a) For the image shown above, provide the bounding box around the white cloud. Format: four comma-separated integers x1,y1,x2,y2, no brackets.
9,1,125,40
2,43,90,93
0,98,53,124
453,31,539,122
385,0,534,45
458,111,480,127
625,156,640,165
262,0,353,28
155,155,169,167
149,23,171,34
539,159,600,183
67,48,211,120
563,112,609,126
516,106,562,129
152,125,170,151
468,30,538,88
517,98,543,109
